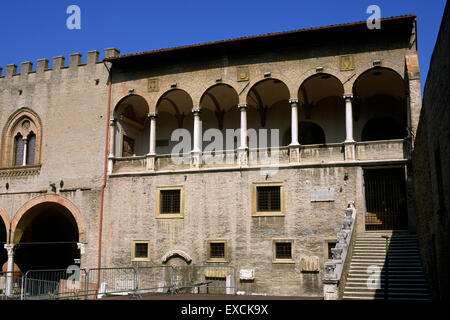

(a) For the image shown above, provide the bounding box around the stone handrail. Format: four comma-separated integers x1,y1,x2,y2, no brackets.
323,200,357,300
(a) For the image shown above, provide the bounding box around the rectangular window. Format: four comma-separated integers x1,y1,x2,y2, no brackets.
257,186,281,211
273,240,294,263
207,240,228,262
160,190,181,214
156,187,184,219
252,183,284,216
132,241,150,262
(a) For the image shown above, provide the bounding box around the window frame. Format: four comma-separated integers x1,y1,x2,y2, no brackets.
156,186,184,219
206,240,229,263
272,239,295,264
131,240,151,262
252,182,285,217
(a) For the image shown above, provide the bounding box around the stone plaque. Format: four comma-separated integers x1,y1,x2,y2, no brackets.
236,66,249,82
148,78,159,92
301,256,320,272
239,269,255,280
340,55,354,71
310,188,335,202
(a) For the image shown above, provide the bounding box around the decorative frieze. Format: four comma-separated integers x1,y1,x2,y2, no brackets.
0,165,41,178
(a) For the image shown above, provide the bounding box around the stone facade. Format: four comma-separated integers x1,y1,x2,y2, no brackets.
0,16,422,297
413,2,449,300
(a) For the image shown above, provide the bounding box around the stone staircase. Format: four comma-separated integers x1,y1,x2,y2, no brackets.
342,232,431,300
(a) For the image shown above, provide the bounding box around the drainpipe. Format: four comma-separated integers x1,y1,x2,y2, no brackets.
97,62,112,279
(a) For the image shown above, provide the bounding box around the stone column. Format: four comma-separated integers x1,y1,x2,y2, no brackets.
146,113,157,171
77,242,85,268
237,104,249,166
343,94,356,160
107,118,116,174
191,108,202,168
4,244,15,297
22,137,28,166
288,98,300,163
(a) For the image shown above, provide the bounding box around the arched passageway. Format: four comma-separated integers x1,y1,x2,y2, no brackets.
297,73,345,144
12,201,81,272
156,89,194,154
114,95,150,157
353,67,407,141
247,79,290,148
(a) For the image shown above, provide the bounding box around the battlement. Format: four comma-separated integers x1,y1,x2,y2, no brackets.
0,48,120,77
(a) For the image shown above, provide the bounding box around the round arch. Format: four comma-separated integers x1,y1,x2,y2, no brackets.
0,206,10,231
244,77,291,103
197,81,240,108
352,67,406,96
11,194,86,244
155,88,194,112
113,94,150,118
161,249,192,265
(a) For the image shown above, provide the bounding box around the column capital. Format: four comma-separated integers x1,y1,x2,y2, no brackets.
192,107,202,115
4,244,15,256
343,94,353,101
22,136,28,142
148,112,158,119
77,242,86,255
109,118,117,125
237,103,248,110
289,98,299,104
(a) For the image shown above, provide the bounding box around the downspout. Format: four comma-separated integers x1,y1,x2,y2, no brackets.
98,61,112,278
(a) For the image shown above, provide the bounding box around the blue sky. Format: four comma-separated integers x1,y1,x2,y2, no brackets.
0,0,447,91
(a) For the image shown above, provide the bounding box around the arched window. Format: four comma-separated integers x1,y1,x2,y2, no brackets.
1,109,42,168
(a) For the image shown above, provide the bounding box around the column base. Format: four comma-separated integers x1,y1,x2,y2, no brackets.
190,151,202,168
146,153,156,171
343,141,356,161
238,147,248,166
107,155,114,175
288,143,301,163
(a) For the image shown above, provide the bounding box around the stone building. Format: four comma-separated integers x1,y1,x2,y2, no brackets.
413,1,449,301
0,15,424,297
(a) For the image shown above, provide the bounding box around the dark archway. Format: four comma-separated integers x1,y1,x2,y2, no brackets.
0,218,6,269
284,122,326,145
362,116,406,141
13,202,80,272
353,67,407,141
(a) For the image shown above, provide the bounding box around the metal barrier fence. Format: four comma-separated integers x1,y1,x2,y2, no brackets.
171,265,237,295
0,271,22,299
135,266,173,295
85,267,137,299
20,265,237,300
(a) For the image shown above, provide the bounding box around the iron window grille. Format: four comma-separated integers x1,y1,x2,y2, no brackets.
160,190,181,214
275,242,292,260
257,186,281,212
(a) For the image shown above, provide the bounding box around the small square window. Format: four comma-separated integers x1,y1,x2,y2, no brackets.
273,240,294,263
252,183,284,216
207,240,228,262
156,187,184,219
132,241,150,262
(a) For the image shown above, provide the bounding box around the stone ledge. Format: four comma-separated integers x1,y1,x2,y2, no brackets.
0,165,41,178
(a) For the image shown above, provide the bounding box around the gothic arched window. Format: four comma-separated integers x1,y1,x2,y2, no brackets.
1,109,42,168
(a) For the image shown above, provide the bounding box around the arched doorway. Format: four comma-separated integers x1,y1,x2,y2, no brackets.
11,196,85,272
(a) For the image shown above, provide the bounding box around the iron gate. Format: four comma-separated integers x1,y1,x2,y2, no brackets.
364,168,408,231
